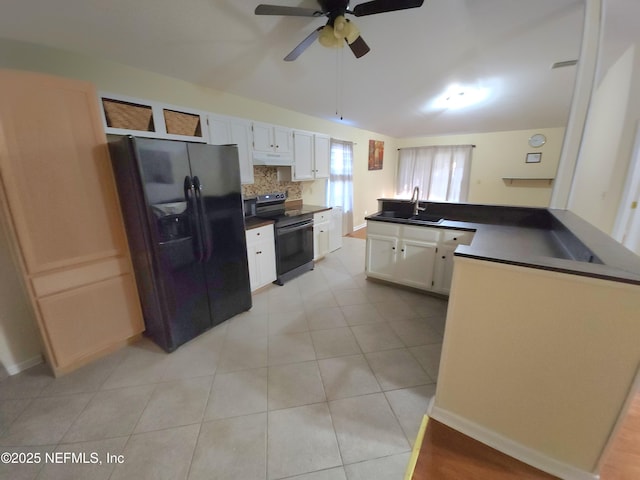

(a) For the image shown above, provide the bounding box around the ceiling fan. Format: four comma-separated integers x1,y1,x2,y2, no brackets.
255,0,425,61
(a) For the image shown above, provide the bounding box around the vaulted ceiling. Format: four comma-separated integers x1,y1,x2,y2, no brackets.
0,0,588,137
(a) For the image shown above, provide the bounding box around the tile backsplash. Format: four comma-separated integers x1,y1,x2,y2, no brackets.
241,166,303,199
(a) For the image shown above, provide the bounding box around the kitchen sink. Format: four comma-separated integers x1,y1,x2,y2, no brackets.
378,210,414,219
376,210,444,224
411,213,444,223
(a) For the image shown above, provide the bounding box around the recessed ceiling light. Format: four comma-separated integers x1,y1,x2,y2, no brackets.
431,84,490,110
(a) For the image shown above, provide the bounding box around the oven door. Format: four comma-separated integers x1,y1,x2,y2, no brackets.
275,219,314,275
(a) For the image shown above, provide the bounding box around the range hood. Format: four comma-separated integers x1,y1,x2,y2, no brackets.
252,151,293,166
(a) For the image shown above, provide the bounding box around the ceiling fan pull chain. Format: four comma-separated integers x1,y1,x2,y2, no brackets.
335,48,344,121
336,50,340,117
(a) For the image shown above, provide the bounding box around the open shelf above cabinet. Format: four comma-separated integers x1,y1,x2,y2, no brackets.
502,177,555,186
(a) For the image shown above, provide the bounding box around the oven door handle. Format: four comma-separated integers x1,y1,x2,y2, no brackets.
277,221,313,235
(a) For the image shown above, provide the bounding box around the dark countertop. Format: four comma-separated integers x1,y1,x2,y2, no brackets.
367,199,640,285
244,204,330,231
244,217,275,231
295,204,332,215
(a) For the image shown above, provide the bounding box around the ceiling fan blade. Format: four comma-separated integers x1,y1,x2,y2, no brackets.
284,27,323,61
347,36,370,58
255,4,324,17
352,0,424,17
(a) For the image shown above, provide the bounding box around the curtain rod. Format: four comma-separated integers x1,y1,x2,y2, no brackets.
331,137,357,145
397,144,476,150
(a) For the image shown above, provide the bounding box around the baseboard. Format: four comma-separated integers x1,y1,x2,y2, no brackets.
428,405,599,480
2,354,43,379
353,222,366,231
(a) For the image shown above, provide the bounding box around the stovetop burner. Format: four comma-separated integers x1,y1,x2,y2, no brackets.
254,192,312,226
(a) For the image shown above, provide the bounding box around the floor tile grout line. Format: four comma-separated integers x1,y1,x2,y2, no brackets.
4,237,446,479
183,420,203,480
324,398,347,474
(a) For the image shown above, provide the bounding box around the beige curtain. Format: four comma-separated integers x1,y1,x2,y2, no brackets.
396,145,473,202
328,139,354,234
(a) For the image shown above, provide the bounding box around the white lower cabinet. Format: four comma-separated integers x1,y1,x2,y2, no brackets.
365,220,474,295
366,234,398,281
395,239,437,290
432,244,456,294
246,224,277,291
313,211,331,260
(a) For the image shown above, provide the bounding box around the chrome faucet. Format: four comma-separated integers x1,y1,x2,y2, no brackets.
410,186,425,216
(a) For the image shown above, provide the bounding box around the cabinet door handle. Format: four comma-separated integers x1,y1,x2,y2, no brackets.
257,251,262,254
453,237,457,241
391,246,396,250
401,249,405,252
257,232,261,236
442,256,446,259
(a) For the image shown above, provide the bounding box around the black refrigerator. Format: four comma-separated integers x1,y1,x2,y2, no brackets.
108,135,252,352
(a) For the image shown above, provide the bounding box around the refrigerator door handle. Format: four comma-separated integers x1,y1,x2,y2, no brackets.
193,175,212,262
184,175,204,263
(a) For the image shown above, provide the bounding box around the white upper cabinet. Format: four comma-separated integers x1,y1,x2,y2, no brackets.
314,134,330,179
292,130,314,180
207,114,254,185
98,92,334,186
292,130,331,181
208,114,232,145
252,121,292,154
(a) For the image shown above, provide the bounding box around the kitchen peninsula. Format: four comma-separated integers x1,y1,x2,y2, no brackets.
366,199,640,480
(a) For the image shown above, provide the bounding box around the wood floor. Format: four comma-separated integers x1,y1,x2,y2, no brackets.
347,228,367,240
410,419,559,479
600,390,640,480
409,392,640,480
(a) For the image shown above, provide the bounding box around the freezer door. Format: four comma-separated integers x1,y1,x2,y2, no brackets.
133,137,213,350
187,143,252,325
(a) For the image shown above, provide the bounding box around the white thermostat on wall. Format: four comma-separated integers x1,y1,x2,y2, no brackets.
528,133,547,148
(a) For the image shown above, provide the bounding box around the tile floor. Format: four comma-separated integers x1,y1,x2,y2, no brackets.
0,237,447,480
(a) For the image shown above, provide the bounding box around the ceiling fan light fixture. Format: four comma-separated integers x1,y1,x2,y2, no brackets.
333,15,348,39
344,19,361,44
319,25,342,48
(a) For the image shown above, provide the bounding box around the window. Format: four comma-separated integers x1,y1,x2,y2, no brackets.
327,139,354,234
396,145,473,202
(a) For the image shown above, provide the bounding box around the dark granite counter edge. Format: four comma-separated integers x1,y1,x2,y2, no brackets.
298,204,332,215
454,246,640,286
366,202,640,286
244,217,275,231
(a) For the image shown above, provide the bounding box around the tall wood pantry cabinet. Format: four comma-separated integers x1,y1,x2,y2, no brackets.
0,70,144,376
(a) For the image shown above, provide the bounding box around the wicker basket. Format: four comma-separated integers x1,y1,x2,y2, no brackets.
163,109,202,137
102,99,155,131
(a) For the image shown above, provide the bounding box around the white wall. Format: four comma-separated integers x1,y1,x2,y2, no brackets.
0,202,42,378
569,45,638,232
397,127,565,207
